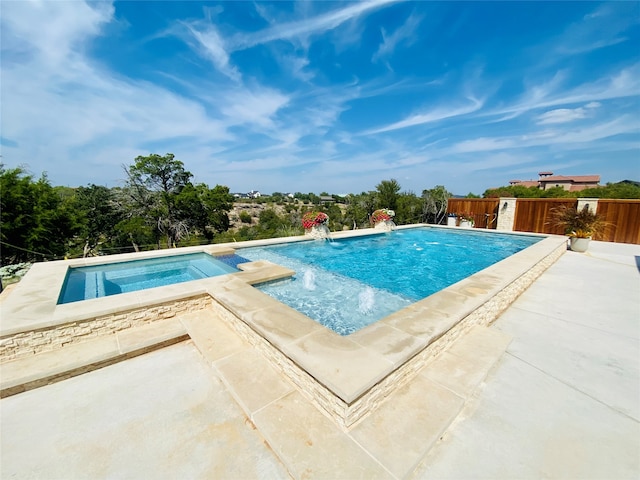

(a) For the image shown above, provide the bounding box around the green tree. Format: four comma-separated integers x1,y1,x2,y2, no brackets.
578,182,640,199
124,153,193,248
0,166,81,264
258,208,283,234
540,186,571,198
422,185,452,224
375,179,401,211
174,183,234,242
74,184,123,256
203,184,234,235
483,185,545,198
395,192,423,224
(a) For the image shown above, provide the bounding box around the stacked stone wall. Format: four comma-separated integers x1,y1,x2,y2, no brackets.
0,295,211,362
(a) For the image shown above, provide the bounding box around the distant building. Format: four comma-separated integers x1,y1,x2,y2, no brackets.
232,190,262,199
319,195,335,204
509,171,600,192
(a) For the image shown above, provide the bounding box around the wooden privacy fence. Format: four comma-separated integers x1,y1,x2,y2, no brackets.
447,198,640,244
596,200,640,244
447,199,499,229
513,198,576,235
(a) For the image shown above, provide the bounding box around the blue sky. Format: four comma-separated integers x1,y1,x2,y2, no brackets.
1,1,639,195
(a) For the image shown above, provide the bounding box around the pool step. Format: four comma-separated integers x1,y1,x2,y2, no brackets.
0,318,189,398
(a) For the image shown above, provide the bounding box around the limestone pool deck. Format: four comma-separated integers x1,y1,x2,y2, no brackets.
1,237,639,478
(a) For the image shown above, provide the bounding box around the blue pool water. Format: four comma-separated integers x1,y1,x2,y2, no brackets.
239,228,541,335
58,253,239,304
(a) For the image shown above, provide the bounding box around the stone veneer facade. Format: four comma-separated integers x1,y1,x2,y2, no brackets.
497,197,517,231
0,295,211,361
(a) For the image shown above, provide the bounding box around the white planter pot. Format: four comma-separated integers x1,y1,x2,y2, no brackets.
459,220,473,229
569,236,591,252
447,217,457,227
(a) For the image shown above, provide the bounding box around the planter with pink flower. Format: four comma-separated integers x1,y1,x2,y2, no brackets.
371,209,396,231
456,213,474,228
302,211,330,238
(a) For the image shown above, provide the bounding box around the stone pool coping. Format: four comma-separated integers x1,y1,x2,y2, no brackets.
0,225,567,427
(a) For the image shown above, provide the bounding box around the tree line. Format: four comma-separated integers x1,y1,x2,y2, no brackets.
3,152,637,265
1,154,235,264
481,182,640,199
0,154,455,264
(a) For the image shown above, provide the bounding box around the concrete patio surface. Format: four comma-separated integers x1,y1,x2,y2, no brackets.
1,240,639,479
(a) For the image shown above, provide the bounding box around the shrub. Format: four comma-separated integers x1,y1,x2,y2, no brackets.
239,211,252,224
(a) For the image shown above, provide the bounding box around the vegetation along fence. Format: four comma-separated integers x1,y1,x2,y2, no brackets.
447,198,640,244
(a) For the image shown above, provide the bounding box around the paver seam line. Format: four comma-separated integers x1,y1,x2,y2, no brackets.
423,361,497,403
247,386,295,422
0,335,189,398
407,382,490,479
500,305,640,341
344,433,401,480
503,350,640,423
208,353,297,421
346,397,465,480
248,392,399,480
379,355,504,477
345,333,508,478
583,251,640,269
356,395,468,480
176,315,251,363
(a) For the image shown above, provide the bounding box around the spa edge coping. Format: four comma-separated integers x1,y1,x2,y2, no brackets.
0,224,564,341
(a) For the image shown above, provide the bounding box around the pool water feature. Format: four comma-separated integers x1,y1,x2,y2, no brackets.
58,252,238,304
239,228,541,334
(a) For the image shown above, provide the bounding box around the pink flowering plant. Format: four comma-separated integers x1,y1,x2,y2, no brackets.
302,211,329,229
371,208,395,224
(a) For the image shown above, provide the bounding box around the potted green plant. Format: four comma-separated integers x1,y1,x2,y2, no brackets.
551,205,605,252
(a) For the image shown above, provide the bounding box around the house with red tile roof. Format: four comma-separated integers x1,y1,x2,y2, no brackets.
509,171,600,192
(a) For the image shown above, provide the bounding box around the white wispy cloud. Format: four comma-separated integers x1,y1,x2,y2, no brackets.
452,115,638,154
0,1,235,186
2,0,638,196
234,0,397,50
554,3,639,56
219,88,289,129
536,102,600,124
0,0,114,65
372,12,422,63
489,64,640,121
363,96,484,134
183,23,241,81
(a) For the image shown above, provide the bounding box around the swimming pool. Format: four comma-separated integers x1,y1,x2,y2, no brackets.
239,228,541,334
57,252,239,304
